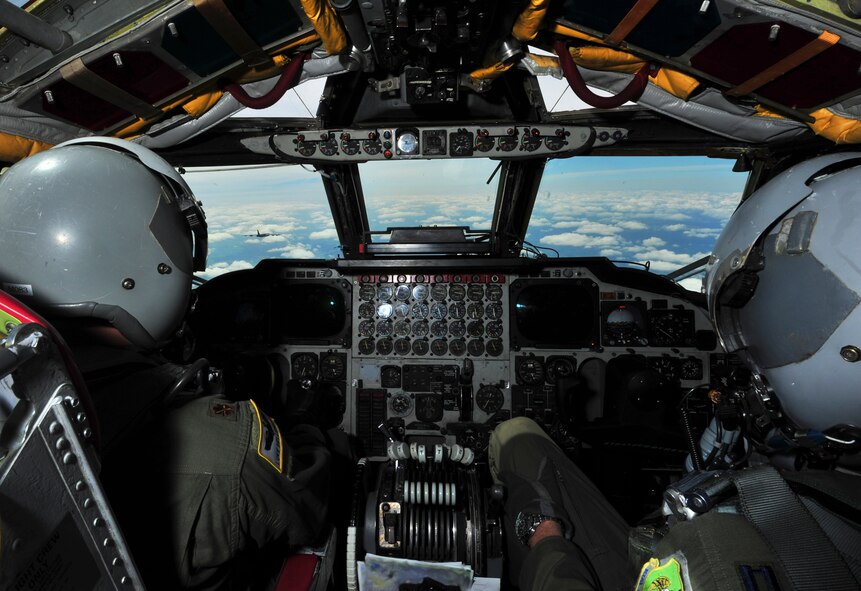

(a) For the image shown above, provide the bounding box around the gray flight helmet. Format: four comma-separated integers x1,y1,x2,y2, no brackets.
0,138,208,349
705,152,861,434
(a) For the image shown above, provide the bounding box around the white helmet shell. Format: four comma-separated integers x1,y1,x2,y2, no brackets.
0,138,207,348
706,152,861,433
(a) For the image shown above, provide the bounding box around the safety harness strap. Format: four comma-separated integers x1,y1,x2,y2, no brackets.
733,465,859,591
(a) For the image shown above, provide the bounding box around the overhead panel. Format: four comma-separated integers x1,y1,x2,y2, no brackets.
87,51,189,104
690,22,861,109
160,9,239,77
38,79,133,130
559,0,722,57
222,0,304,47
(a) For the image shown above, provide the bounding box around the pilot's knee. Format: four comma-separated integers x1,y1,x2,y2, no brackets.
489,416,549,481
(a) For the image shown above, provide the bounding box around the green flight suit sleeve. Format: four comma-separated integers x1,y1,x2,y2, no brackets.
520,536,601,591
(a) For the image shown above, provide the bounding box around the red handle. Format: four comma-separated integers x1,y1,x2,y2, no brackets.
554,40,650,109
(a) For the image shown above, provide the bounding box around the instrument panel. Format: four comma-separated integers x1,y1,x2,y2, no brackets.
191,260,722,456
270,124,628,162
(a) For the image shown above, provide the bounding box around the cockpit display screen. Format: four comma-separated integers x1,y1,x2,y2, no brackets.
277,283,348,342
510,280,599,348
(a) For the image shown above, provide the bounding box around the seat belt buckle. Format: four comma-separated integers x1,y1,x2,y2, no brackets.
663,469,734,520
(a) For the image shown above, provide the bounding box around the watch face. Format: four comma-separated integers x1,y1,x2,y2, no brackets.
515,511,559,546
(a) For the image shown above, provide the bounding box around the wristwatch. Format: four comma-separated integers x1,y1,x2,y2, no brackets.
514,511,561,546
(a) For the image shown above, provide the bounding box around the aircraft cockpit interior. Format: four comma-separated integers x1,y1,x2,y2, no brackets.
1,0,861,589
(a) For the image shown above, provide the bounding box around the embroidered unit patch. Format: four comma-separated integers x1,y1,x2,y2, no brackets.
635,556,685,591
249,399,283,473
209,401,237,420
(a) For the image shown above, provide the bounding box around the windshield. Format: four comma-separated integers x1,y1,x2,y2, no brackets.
526,156,746,290
187,155,746,289
361,159,499,234
183,165,341,278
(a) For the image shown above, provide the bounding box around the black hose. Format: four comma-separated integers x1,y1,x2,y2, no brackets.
680,406,704,471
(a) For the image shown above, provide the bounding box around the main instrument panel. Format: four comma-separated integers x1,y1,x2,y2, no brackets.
191,260,723,457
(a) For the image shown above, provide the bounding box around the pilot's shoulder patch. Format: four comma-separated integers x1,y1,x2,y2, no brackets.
249,399,283,473
209,400,237,420
635,554,688,591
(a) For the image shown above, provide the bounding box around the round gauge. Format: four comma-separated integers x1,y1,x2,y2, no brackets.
486,284,503,302
450,130,474,157
395,284,411,301
396,131,418,155
412,339,429,356
486,303,503,320
390,392,413,417
486,320,503,338
412,320,429,337
359,302,375,318
680,358,703,380
411,302,429,319
296,140,317,157
431,284,448,301
498,136,517,152
381,366,401,388
341,139,361,156
476,385,504,413
431,338,448,356
475,135,494,153
449,338,466,357
377,303,394,319
486,339,504,357
412,284,429,301
292,353,318,379
520,135,541,152
363,138,382,155
377,285,393,301
394,303,410,318
377,320,393,336
430,302,447,319
359,284,376,301
546,357,576,384
319,137,339,156
544,136,566,151
394,338,411,356
359,320,375,336
467,321,484,338
431,320,448,337
394,320,410,337
651,357,679,383
449,284,466,301
449,320,466,337
467,303,484,319
320,354,345,380
467,283,484,301
467,339,485,356
604,304,648,346
376,338,394,355
449,302,466,319
358,338,375,355
649,310,694,347
517,357,545,385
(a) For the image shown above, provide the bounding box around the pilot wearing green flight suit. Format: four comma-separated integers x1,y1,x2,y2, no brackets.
490,156,861,591
0,138,333,590
133,394,331,590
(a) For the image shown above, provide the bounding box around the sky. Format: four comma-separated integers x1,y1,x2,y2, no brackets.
182,76,748,292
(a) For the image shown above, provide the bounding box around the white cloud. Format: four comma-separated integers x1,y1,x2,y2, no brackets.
679,277,705,293
664,224,686,232
577,222,623,235
618,221,648,230
269,245,317,258
629,249,710,273
552,221,581,229
540,233,621,248
642,237,666,248
600,248,623,257
209,232,233,242
201,260,254,279
684,228,721,239
310,228,338,240
244,235,287,244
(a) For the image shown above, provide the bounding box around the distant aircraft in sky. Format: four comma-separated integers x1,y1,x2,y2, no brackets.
245,229,281,238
